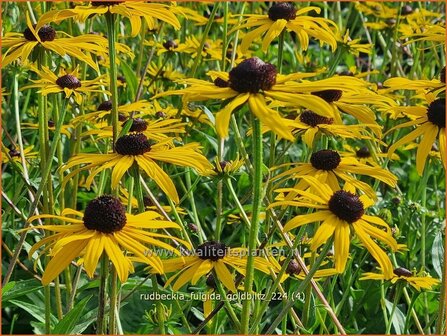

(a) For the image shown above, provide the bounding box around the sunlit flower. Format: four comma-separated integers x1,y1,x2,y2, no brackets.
386,94,445,175
80,117,187,143
271,149,397,199
38,1,181,37
210,156,245,178
2,145,38,164
2,13,108,71
156,57,334,141
231,2,338,53
156,241,273,292
270,176,398,277
360,267,440,291
24,195,190,285
21,65,108,104
62,136,213,203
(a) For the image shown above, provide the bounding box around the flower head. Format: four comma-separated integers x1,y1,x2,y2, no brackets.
24,195,190,285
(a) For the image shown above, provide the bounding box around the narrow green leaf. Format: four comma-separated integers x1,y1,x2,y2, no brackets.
385,299,405,334
3,279,42,303
121,61,138,101
51,295,92,334
431,230,444,279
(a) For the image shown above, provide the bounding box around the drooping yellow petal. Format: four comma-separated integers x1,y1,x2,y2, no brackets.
111,155,135,188
310,217,337,250
104,236,130,283
416,124,438,175
214,261,237,292
215,93,250,139
42,239,88,285
82,233,105,278
248,94,294,141
334,221,350,273
262,19,287,51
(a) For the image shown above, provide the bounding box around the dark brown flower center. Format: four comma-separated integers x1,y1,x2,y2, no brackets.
393,267,413,277
163,40,178,50
115,133,151,155
83,195,127,233
206,273,217,289
310,149,341,170
196,241,227,261
97,100,112,111
8,146,20,158
56,74,82,89
312,90,343,103
91,1,124,7
48,120,55,128
228,57,277,93
426,98,445,129
282,259,302,276
23,25,56,42
214,160,229,173
356,146,371,158
268,2,297,21
400,5,413,15
328,190,364,223
155,111,167,119
440,66,446,84
214,77,229,88
299,110,334,127
123,118,148,132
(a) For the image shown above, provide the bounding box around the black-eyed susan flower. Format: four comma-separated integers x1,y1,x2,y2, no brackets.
386,95,445,174
270,176,399,277
158,241,273,292
360,267,440,291
39,1,181,37
62,136,213,203
342,144,399,167
2,145,38,164
25,195,190,285
231,2,338,53
272,149,397,199
80,117,187,143
21,65,108,105
1,14,108,70
264,110,376,148
156,57,334,141
211,156,245,178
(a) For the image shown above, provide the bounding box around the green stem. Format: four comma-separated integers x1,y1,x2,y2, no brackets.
105,12,119,152
108,269,118,334
385,282,403,334
240,117,263,334
265,240,333,334
185,168,204,243
97,254,109,334
215,139,224,241
277,30,286,73
190,3,219,77
214,272,241,330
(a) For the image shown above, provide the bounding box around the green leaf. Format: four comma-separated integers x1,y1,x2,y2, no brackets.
3,279,42,303
9,299,57,325
51,295,92,334
385,299,405,334
431,230,444,279
121,61,138,101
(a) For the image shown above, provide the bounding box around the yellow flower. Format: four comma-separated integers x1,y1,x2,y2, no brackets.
2,145,38,164
62,136,213,203
210,156,245,177
38,1,181,37
386,94,445,175
271,149,397,200
80,116,187,144
360,267,440,291
156,57,335,141
270,176,398,278
24,195,190,285
157,241,273,292
231,3,338,53
21,65,108,105
2,13,108,71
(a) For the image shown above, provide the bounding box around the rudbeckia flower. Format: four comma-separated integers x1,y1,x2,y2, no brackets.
342,144,399,167
231,2,338,53
210,156,245,178
80,117,187,143
2,145,38,164
260,110,377,147
62,135,213,203
1,14,108,71
40,1,181,37
270,176,399,277
157,241,273,292
271,149,397,200
156,57,334,141
25,195,190,285
386,95,445,175
21,65,108,105
360,267,440,291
